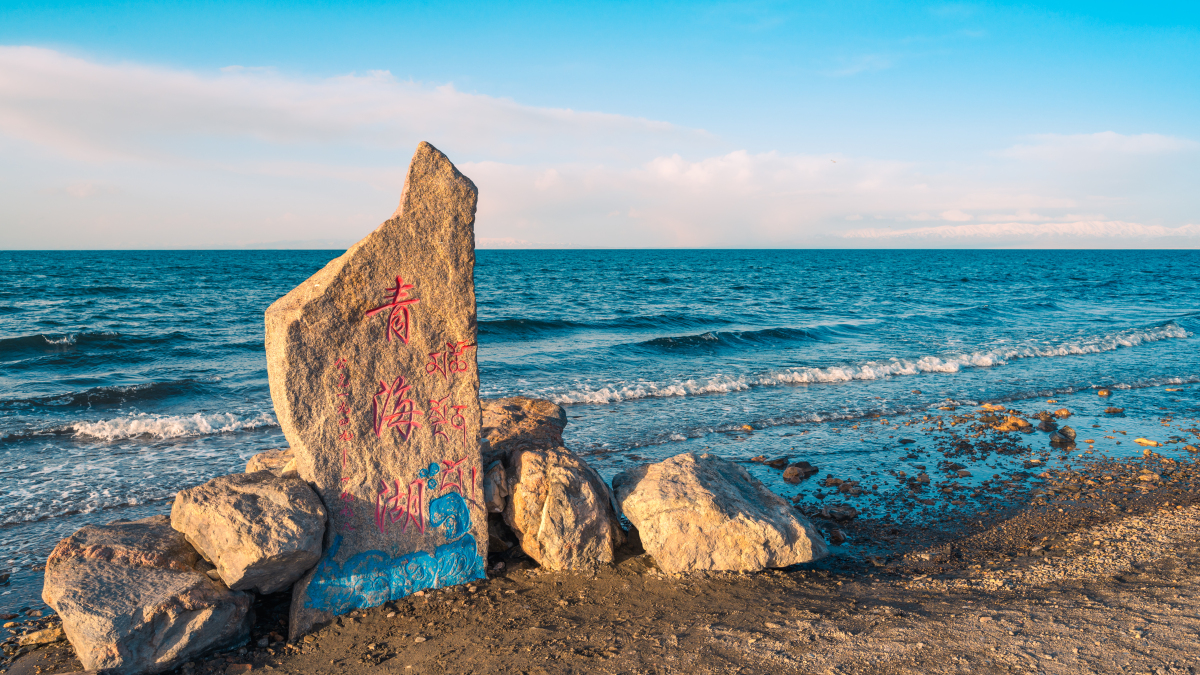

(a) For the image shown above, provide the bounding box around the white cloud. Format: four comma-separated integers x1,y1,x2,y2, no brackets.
0,46,704,164
1001,131,1199,162
1,46,1197,249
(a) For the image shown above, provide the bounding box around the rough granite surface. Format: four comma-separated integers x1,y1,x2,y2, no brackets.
265,142,486,639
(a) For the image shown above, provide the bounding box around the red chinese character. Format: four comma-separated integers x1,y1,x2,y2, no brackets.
437,456,478,504
339,481,358,530
365,276,419,344
374,477,426,535
425,341,476,380
372,376,423,441
427,395,468,441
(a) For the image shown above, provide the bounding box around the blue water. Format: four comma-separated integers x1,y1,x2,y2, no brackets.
2,249,1199,612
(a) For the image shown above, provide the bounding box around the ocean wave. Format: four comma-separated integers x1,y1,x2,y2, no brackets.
0,331,196,358
0,331,122,353
0,380,214,410
479,313,734,337
71,411,278,441
548,323,1191,404
635,324,860,350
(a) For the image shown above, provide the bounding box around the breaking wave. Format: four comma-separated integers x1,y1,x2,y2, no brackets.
548,323,1192,404
70,411,278,441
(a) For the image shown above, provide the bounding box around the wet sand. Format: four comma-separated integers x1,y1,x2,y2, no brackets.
6,394,1200,675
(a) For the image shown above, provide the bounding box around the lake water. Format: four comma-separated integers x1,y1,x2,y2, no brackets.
2,249,1199,612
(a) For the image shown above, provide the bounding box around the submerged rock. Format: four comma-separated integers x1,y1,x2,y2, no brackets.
504,446,625,570
171,471,327,594
42,515,251,675
1037,418,1058,432
764,457,789,469
613,452,827,574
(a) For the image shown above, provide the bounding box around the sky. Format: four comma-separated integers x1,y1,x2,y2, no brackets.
1,1,1198,249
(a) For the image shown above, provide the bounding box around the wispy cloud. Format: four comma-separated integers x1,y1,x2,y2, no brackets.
0,46,705,164
844,221,1200,240
1,47,1196,249
1000,131,1199,162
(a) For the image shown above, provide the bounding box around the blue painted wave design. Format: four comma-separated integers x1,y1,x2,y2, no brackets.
304,492,485,614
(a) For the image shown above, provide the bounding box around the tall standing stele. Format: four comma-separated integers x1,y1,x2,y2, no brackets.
265,142,486,639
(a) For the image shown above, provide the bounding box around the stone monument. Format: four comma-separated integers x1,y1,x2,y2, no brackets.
265,142,486,638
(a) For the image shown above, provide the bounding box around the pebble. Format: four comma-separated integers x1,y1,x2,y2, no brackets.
414,636,426,643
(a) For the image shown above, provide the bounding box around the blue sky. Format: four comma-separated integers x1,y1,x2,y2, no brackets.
1,1,1198,248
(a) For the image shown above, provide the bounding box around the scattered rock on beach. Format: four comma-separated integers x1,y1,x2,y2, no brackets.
820,504,859,521
764,457,789,469
171,471,327,594
42,515,251,675
1098,388,1112,396
504,446,625,570
244,448,296,477
1105,407,1125,414
613,452,827,574
1053,408,1072,419
18,626,64,646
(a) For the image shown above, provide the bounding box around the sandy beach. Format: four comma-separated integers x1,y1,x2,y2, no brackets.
7,398,1200,675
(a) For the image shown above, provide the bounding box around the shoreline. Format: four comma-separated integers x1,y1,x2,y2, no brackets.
6,396,1199,675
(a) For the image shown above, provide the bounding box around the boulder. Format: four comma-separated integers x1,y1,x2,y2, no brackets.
480,396,567,466
782,461,818,484
171,471,327,594
245,448,296,477
42,515,251,675
504,446,625,570
265,143,487,638
613,452,827,574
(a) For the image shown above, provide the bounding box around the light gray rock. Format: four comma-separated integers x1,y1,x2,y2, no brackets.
41,515,251,675
245,448,296,477
504,446,625,570
480,396,567,466
613,452,827,574
483,460,508,514
170,471,327,594
265,142,486,639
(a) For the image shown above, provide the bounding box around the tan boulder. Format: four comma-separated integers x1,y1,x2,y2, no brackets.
244,448,296,477
613,452,827,574
504,446,625,570
42,515,251,675
170,471,326,594
481,396,566,465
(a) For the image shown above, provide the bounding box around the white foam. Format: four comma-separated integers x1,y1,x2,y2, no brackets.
72,411,278,441
548,324,1191,404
